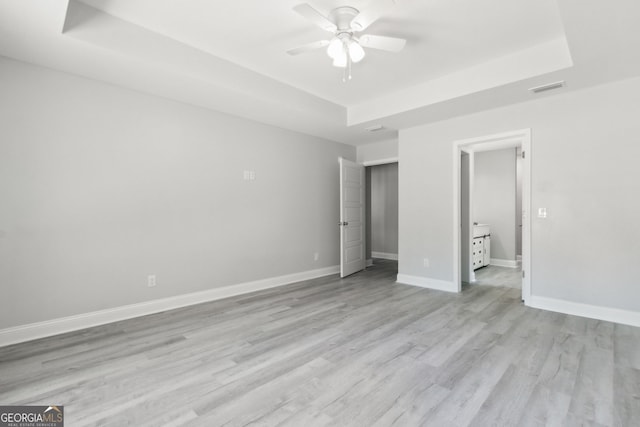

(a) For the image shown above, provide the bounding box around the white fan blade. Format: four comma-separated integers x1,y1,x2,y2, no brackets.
293,4,337,33
287,40,330,56
359,34,406,52
351,0,398,32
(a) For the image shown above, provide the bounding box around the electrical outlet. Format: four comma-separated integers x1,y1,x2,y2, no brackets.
314,252,319,261
147,275,156,287
423,258,430,268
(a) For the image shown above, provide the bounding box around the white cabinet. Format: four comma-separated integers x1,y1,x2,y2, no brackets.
472,237,484,269
483,235,491,266
472,224,491,270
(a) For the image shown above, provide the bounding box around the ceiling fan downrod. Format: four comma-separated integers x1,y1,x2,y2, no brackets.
343,52,352,83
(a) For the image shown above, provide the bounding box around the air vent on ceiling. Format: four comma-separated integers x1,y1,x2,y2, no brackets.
365,124,385,132
529,81,565,94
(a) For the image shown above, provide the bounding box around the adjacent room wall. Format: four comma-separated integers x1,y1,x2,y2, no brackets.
369,163,399,258
399,76,640,314
0,57,355,329
474,148,516,263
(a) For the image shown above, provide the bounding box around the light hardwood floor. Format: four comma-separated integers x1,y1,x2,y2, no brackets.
1,259,639,426
473,264,522,289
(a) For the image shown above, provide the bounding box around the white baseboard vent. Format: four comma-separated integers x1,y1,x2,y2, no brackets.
529,296,640,328
490,258,519,268
396,274,457,293
372,252,398,261
0,265,340,347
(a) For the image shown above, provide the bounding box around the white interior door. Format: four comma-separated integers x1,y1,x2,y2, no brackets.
340,158,365,278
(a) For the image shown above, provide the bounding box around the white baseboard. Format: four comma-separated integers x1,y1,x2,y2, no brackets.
490,258,519,268
372,251,398,261
0,265,340,347
366,259,374,267
396,274,457,293
529,296,640,328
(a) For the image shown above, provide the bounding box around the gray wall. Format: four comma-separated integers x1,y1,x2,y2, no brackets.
0,57,355,329
399,75,640,312
474,149,517,261
369,163,399,256
357,139,398,164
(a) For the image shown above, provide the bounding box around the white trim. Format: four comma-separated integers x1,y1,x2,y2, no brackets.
490,258,519,268
0,265,339,347
396,274,457,293
362,157,398,167
460,149,475,284
453,128,531,304
372,251,398,260
529,296,640,328
366,258,374,267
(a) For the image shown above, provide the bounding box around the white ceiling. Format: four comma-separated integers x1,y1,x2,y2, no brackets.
1,0,639,145
77,0,565,106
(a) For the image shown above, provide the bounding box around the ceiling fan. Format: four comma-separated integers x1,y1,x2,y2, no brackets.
287,1,406,81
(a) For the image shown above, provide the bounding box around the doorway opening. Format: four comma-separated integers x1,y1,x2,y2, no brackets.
339,157,399,278
366,162,399,266
453,129,531,304
363,159,399,276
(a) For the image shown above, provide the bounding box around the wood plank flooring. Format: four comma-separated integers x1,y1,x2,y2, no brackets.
1,259,639,426
473,264,522,289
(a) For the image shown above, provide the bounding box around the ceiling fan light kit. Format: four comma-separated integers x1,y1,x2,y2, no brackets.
327,38,344,59
348,40,365,62
288,2,406,82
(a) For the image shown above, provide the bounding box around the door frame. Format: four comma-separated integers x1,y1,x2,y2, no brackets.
341,156,400,273
460,149,475,284
452,129,531,304
363,157,399,267
362,157,399,167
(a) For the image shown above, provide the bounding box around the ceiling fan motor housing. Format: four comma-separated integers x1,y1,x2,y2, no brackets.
329,6,360,32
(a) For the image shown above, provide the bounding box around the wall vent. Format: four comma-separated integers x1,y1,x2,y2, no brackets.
529,81,565,94
365,124,385,132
